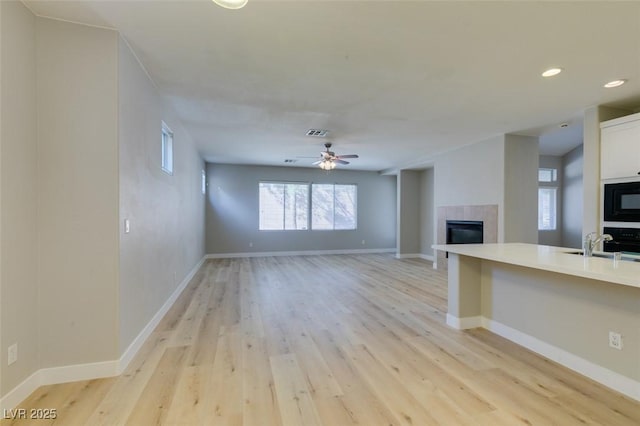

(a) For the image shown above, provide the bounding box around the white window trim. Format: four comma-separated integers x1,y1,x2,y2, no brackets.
538,167,558,231
161,122,173,175
257,181,358,231
538,187,557,231
259,181,310,231
311,183,358,231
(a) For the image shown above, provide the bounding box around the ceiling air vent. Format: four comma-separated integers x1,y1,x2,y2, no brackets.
306,129,329,137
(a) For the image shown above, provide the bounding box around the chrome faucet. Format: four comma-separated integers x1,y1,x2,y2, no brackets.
583,232,613,257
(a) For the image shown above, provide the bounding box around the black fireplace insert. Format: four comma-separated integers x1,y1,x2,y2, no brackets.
446,220,484,245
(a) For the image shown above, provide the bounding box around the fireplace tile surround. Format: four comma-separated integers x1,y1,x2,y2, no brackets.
436,204,498,269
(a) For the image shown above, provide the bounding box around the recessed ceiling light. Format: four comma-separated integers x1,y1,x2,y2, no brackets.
604,79,627,88
542,68,562,77
211,0,247,9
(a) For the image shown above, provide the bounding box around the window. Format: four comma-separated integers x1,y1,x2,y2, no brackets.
161,122,173,175
538,187,557,230
201,170,207,194
258,182,357,231
538,167,558,230
259,182,309,230
538,168,557,183
312,184,357,230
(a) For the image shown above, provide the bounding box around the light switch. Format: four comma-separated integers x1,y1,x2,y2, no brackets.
124,219,130,234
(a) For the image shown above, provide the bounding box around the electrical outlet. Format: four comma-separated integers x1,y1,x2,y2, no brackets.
249,242,253,248
361,240,366,245
8,343,17,365
609,331,623,350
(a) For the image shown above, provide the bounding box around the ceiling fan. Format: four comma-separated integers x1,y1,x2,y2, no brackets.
312,143,359,170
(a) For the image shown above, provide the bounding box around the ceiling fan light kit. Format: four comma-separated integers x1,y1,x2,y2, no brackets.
211,0,248,10
319,160,337,171
314,143,358,171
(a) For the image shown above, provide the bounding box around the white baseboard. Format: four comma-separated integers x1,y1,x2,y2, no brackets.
483,318,640,402
118,256,206,372
0,372,40,414
395,253,434,261
0,360,119,412
0,256,207,412
446,315,640,401
206,248,396,259
446,313,483,329
41,360,119,384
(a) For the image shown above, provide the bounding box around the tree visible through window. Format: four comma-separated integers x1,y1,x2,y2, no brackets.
258,182,357,231
259,182,308,230
312,184,357,230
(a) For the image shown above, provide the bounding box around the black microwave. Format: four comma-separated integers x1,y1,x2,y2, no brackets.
604,181,640,222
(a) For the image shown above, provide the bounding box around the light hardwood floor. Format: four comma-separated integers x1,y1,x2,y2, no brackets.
3,254,640,425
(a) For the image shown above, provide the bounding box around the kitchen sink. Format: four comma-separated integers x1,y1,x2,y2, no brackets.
564,250,640,262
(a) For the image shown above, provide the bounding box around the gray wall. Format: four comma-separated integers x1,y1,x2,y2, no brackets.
118,38,206,355
434,134,538,246
0,9,206,401
419,168,435,257
206,164,396,254
0,0,39,396
503,134,539,244
397,170,421,255
36,18,120,368
538,155,563,246
435,136,505,240
482,262,640,382
562,145,584,248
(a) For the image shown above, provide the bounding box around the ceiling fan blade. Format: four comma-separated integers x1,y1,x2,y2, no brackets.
296,156,320,158
337,154,359,159
334,159,350,165
312,160,322,165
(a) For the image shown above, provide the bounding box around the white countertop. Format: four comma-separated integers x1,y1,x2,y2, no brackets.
433,243,640,289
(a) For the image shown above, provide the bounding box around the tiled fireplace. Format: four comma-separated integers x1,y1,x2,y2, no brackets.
436,204,498,269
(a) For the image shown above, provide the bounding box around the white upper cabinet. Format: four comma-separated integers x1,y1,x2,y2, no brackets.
601,112,640,180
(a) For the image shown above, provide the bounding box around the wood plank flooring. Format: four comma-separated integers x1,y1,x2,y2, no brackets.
3,254,640,425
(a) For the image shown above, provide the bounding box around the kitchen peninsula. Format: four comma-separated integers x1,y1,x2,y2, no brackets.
433,243,640,401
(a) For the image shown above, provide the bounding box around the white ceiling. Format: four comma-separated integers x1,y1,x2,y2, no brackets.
24,0,640,171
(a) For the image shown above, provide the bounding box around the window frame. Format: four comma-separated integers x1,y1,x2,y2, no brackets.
538,168,557,183
538,167,558,231
311,183,358,231
538,187,557,231
258,181,310,231
257,181,358,232
161,122,174,175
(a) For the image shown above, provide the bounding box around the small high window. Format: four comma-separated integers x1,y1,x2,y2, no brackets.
161,122,173,175
538,168,557,183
